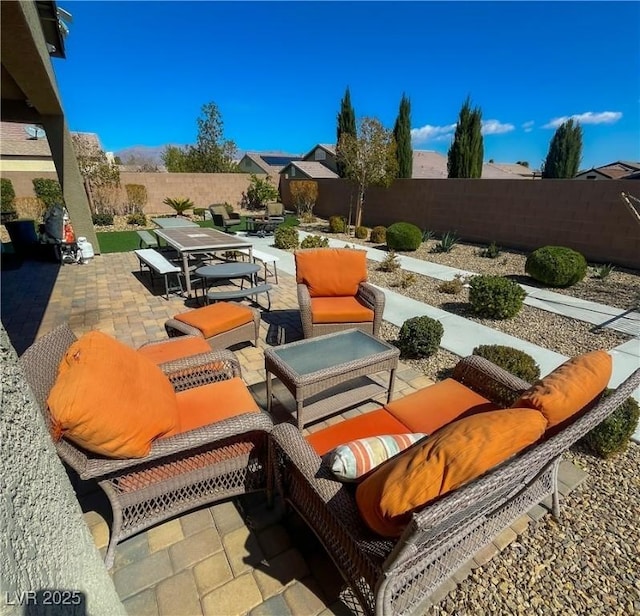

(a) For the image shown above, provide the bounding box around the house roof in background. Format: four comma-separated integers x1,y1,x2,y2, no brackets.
0,121,102,158
576,160,640,179
411,150,448,178
280,160,339,178
302,143,336,160
490,162,536,177
482,162,527,179
241,152,302,174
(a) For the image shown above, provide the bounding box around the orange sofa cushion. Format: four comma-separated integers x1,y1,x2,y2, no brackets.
47,331,178,458
295,248,368,297
166,377,260,436
355,408,547,537
384,378,500,434
310,297,374,324
306,408,410,456
514,350,612,428
174,302,253,339
137,336,211,365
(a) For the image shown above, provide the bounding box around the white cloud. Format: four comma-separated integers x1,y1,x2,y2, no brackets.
481,120,515,135
543,111,623,129
522,120,535,132
411,123,456,145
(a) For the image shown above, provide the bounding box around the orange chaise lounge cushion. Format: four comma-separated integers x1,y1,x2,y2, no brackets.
310,297,374,324
513,350,612,429
355,408,548,537
295,248,368,297
137,336,212,365
173,303,254,339
47,331,178,458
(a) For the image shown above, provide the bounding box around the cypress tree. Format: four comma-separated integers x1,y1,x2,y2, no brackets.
393,93,413,178
336,87,356,178
541,119,583,178
447,96,484,178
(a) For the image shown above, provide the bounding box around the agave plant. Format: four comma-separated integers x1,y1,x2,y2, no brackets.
432,230,459,253
162,197,194,215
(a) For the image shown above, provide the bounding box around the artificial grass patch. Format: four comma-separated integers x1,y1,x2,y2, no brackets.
96,231,140,253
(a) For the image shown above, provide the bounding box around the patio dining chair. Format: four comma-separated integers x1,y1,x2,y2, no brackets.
208,204,242,233
20,323,273,569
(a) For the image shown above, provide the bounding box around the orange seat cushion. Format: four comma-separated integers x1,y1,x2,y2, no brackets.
384,378,500,434
137,336,211,365
166,377,260,436
306,408,410,456
174,303,253,339
310,297,374,324
514,350,612,429
47,331,178,458
355,408,548,537
295,248,368,297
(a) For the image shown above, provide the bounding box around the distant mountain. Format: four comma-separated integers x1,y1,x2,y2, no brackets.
114,145,177,165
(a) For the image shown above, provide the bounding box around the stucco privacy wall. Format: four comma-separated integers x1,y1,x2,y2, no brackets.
0,326,125,615
281,178,640,269
0,171,278,214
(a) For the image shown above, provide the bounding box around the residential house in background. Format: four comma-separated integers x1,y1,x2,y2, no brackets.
236,152,302,176
574,161,640,180
487,162,538,179
411,150,531,179
302,143,338,174
279,160,339,180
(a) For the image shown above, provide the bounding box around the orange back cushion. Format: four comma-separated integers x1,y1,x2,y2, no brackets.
355,408,547,537
514,350,612,428
47,331,178,458
295,248,367,297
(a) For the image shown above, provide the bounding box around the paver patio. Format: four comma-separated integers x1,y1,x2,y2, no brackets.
0,251,587,615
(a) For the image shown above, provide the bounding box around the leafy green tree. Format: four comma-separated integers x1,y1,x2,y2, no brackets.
336,87,356,178
393,93,413,178
162,102,238,173
447,96,484,178
541,119,583,178
336,116,398,229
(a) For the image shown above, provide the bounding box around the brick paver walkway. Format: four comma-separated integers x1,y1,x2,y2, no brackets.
1,252,586,615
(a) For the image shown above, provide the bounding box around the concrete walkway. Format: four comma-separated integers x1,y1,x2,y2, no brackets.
238,231,640,440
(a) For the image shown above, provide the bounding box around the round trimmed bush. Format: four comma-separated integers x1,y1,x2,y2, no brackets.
581,390,639,458
472,345,541,382
396,316,443,358
126,212,147,226
355,226,369,240
274,226,299,249
300,234,329,249
386,222,422,251
370,226,386,243
525,246,588,288
469,275,526,319
329,215,346,233
92,212,114,226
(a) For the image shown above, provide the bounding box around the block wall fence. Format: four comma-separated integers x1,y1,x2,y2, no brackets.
282,178,640,269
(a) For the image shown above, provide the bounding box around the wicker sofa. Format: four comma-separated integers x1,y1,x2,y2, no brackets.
270,355,640,616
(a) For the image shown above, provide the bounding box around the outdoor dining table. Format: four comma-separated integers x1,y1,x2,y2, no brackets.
153,227,253,297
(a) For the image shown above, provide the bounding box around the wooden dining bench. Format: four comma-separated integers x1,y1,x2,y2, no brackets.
134,248,182,300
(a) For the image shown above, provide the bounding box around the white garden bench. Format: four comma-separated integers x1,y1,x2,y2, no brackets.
134,248,182,300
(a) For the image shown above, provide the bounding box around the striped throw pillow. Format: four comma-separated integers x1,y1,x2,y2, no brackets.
326,433,427,482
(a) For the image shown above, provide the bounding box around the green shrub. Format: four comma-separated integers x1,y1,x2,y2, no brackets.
126,212,147,226
592,263,615,280
274,225,299,249
438,274,466,295
92,212,114,226
300,234,329,249
162,197,194,215
355,226,369,240
370,226,386,243
193,207,206,220
396,316,444,359
469,275,526,319
525,246,587,288
1,178,16,214
245,174,279,209
378,251,400,272
329,215,347,233
472,344,541,382
581,390,640,458
32,178,64,208
432,231,459,253
386,222,422,251
480,241,501,259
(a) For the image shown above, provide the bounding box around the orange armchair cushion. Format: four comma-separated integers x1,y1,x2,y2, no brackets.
355,408,547,537
310,297,374,324
295,248,368,297
137,336,211,365
513,350,612,428
47,331,178,458
384,378,500,434
173,302,254,339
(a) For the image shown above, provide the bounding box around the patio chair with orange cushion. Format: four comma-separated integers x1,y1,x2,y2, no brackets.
20,323,273,569
295,247,385,338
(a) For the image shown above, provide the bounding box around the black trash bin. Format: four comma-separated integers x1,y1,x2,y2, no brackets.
5,219,37,257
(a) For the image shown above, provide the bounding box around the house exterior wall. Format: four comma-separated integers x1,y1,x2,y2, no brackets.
0,326,125,616
281,177,640,268
304,147,337,173
0,157,56,172
237,156,268,175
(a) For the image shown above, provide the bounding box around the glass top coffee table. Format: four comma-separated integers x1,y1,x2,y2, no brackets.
264,329,400,429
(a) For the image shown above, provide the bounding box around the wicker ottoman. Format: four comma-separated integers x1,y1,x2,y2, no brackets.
165,302,260,350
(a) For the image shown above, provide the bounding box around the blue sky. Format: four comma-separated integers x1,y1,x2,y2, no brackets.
53,1,640,170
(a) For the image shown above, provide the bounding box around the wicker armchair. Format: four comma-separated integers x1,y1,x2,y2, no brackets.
270,356,640,616
295,248,385,338
209,204,242,233
20,323,273,569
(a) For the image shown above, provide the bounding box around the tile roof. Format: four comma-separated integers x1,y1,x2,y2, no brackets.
481,162,526,179
302,143,336,160
490,163,536,177
411,150,448,178
281,161,339,179
0,122,103,158
576,161,640,179
241,152,302,175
